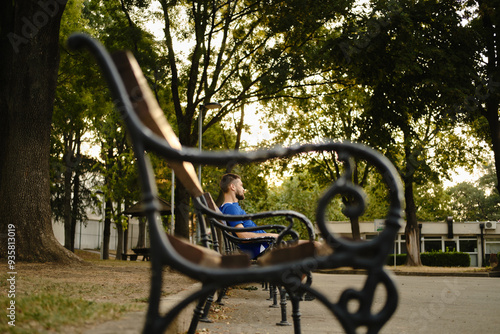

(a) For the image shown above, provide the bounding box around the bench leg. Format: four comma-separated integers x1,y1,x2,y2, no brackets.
269,284,279,308
302,272,315,301
143,257,163,334
289,293,302,334
199,293,215,323
189,288,216,333
276,286,291,326
267,284,274,300
188,299,205,333
215,288,227,305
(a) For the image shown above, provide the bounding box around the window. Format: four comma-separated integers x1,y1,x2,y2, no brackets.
459,238,477,253
459,237,478,267
445,240,457,252
485,238,500,255
400,241,407,254
392,234,406,254
423,237,442,252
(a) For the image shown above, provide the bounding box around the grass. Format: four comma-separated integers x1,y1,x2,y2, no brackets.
0,250,193,333
0,275,140,334
0,289,133,333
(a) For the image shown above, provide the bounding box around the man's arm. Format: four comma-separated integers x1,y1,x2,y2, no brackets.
232,223,280,239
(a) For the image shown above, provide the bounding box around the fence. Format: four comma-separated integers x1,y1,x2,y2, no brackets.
52,217,149,251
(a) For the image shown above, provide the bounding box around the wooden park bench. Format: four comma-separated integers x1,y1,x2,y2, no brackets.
122,248,149,261
68,33,405,334
132,247,150,261
121,252,138,261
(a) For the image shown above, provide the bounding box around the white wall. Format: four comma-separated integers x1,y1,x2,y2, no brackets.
52,215,147,251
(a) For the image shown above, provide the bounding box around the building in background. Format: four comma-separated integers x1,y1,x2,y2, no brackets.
328,220,500,267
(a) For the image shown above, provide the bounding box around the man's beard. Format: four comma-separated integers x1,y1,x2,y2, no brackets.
236,192,245,200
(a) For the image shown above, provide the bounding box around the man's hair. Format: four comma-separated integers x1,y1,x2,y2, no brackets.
220,173,241,193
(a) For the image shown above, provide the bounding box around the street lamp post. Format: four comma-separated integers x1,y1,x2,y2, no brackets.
197,102,221,243
198,102,222,183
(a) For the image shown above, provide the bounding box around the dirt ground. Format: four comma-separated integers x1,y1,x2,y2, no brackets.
16,250,196,306
17,262,194,305
4,250,197,333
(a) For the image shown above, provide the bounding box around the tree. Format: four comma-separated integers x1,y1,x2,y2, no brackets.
465,1,500,195
0,1,79,262
263,171,345,239
262,85,375,240
50,0,100,252
55,0,161,258
156,0,355,238
414,181,451,222
447,164,500,221
327,0,479,265
96,121,139,259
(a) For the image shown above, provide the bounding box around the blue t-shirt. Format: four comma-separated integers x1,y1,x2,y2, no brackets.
219,202,270,259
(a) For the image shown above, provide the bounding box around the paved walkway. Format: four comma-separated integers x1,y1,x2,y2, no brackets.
87,268,500,334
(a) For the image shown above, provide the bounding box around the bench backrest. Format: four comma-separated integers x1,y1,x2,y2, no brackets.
112,50,235,255
202,192,234,254
112,50,204,198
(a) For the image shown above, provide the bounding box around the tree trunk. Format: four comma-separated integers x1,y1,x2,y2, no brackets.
478,5,500,271
115,221,123,260
350,162,361,241
350,216,361,241
103,198,112,260
0,1,80,262
63,142,73,251
404,180,422,266
483,96,500,194
482,121,500,268
136,216,146,248
174,184,191,239
115,202,123,260
479,5,500,195
70,134,81,251
123,223,129,254
71,157,81,250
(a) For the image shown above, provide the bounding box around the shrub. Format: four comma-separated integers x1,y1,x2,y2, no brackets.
387,251,470,267
421,250,470,267
386,254,407,266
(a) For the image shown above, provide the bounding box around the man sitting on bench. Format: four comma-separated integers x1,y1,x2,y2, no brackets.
219,173,280,259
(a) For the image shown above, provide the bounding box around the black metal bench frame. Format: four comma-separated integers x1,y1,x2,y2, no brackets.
68,33,404,334
132,247,150,261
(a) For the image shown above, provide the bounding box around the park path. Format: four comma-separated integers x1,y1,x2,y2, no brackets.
87,270,500,333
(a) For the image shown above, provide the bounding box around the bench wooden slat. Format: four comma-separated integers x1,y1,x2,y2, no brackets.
112,50,204,198
167,234,250,268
